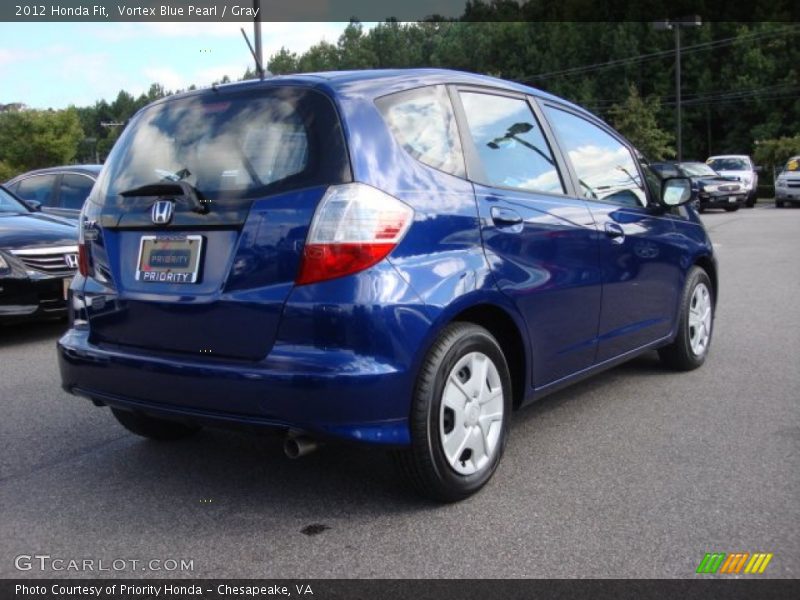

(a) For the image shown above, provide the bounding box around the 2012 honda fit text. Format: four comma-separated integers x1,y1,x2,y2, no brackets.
58,69,716,501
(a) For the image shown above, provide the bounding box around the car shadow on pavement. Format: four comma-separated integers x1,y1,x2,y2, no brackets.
511,351,670,427
0,319,67,348
43,352,677,523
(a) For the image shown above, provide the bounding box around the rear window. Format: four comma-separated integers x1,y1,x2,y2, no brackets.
93,87,350,206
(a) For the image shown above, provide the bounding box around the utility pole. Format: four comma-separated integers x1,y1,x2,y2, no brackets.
241,0,266,79
652,16,702,162
253,0,264,80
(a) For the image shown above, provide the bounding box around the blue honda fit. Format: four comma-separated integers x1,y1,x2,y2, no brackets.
58,69,716,501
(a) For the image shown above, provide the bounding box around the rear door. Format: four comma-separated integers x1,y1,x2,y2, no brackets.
453,88,602,387
83,86,350,365
540,103,682,362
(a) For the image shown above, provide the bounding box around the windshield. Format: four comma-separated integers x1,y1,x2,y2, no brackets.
680,163,718,177
0,187,30,213
707,158,748,171
93,86,349,206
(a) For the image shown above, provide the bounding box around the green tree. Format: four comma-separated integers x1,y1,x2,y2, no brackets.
337,21,378,69
296,41,340,72
267,48,299,74
754,136,800,171
610,84,675,160
0,108,84,175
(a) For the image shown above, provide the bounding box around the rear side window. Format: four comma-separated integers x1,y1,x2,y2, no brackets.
459,92,565,195
94,87,350,205
376,85,465,178
545,106,646,207
59,173,95,209
15,174,57,206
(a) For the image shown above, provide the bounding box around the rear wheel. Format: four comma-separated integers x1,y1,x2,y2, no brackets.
393,323,512,502
658,267,713,371
111,408,202,441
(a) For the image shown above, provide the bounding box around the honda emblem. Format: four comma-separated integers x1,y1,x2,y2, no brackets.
151,200,174,225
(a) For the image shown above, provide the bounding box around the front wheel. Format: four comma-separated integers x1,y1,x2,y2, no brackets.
658,267,714,371
724,205,740,212
393,323,512,502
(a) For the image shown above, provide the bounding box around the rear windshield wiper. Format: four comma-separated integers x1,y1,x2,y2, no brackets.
119,181,210,214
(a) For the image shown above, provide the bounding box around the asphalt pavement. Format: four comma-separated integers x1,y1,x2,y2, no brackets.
1,203,798,579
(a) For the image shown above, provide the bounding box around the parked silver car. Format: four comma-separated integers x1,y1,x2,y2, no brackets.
775,156,800,208
706,155,760,207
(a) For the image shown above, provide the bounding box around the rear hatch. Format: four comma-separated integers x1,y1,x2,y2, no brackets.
83,84,350,360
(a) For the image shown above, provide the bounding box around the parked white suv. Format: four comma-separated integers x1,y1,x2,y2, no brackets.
706,155,760,207
775,156,800,208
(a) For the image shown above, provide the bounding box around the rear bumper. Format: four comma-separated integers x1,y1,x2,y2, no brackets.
58,328,411,446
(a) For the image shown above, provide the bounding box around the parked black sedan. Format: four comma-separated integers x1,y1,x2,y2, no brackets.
650,161,746,212
0,185,78,322
5,164,101,220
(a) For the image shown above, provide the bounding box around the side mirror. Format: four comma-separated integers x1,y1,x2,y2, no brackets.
660,177,693,207
25,200,42,212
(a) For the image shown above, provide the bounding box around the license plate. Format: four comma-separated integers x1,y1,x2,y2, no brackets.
136,235,203,283
728,196,737,203
62,277,71,300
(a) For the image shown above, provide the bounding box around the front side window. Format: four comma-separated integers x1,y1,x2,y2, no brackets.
459,92,564,194
376,85,465,178
59,174,95,209
545,106,646,207
15,174,57,206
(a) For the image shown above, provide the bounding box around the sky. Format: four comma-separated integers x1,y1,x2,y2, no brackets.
0,22,352,109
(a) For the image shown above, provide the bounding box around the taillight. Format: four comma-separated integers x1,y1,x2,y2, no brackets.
296,184,414,286
77,205,92,277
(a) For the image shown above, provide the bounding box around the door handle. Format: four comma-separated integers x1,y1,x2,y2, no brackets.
491,207,523,231
604,222,625,244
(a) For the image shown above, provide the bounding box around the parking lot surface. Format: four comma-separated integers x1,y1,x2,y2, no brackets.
1,204,798,578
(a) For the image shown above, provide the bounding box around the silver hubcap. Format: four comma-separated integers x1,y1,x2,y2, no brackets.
439,352,504,476
688,282,712,356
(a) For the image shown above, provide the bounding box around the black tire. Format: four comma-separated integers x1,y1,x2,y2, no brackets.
724,205,739,212
775,199,784,208
111,407,202,441
658,267,714,371
393,322,512,502
745,191,756,207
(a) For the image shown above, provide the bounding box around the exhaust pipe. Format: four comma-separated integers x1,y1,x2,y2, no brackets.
284,433,319,459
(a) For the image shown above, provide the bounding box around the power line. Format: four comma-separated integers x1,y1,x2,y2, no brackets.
579,83,799,112
527,25,800,81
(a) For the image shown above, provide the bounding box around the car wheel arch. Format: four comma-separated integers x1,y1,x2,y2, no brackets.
415,298,530,411
693,254,717,307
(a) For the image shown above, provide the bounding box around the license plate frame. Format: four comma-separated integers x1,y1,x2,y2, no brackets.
728,196,737,203
135,234,203,284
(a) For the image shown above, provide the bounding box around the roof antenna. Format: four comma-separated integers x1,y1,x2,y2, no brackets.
240,0,266,80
